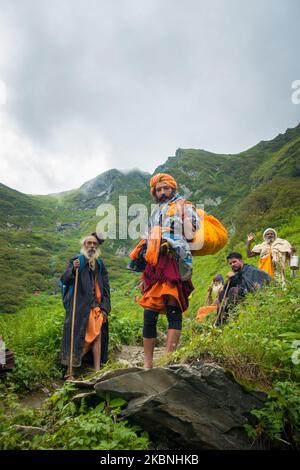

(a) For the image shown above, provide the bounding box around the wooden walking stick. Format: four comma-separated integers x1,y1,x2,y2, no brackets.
205,284,213,305
68,266,79,380
214,280,231,327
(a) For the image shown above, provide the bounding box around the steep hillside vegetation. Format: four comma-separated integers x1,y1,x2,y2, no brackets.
0,123,299,312
0,124,300,450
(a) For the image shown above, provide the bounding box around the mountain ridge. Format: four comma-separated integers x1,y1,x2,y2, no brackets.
0,122,299,311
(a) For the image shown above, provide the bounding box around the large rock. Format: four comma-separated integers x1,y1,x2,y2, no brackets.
13,425,46,436
93,363,266,450
72,367,142,389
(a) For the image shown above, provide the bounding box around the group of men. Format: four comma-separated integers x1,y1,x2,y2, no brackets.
60,173,296,379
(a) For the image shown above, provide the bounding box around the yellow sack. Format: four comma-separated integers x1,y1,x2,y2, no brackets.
190,208,228,256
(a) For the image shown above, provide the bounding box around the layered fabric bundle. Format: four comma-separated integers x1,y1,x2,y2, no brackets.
190,208,228,256
196,305,218,322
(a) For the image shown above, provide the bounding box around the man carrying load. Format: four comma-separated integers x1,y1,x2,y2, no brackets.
129,173,199,369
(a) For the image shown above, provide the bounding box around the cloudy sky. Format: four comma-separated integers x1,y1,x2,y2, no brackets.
0,0,299,194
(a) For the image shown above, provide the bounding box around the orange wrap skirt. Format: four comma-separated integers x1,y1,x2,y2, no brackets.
84,280,105,345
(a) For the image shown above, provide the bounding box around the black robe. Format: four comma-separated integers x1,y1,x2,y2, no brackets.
60,255,111,367
225,263,271,296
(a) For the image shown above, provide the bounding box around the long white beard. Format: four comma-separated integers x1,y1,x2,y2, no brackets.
80,246,101,270
212,283,223,295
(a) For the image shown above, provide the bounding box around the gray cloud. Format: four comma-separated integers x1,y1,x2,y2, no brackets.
0,0,299,193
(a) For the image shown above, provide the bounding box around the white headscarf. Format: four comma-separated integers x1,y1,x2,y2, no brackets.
263,228,277,240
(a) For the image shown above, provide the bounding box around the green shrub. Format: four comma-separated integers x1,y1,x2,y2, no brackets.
0,294,64,389
0,382,149,450
245,381,300,449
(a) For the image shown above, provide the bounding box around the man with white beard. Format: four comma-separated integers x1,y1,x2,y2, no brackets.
247,228,296,286
60,233,111,380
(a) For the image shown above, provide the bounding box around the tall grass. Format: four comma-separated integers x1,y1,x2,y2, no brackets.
0,294,64,388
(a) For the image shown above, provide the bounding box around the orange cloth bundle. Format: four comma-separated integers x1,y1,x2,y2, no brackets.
130,239,146,260
160,200,227,256
196,305,217,322
190,208,228,256
130,226,168,267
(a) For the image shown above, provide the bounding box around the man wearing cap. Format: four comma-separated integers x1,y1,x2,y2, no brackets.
247,228,296,286
129,173,199,368
60,233,110,380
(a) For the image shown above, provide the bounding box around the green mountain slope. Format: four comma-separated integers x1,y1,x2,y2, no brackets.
0,123,299,312
53,169,151,209
154,123,300,231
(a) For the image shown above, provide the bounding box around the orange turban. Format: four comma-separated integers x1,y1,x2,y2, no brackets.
150,173,177,195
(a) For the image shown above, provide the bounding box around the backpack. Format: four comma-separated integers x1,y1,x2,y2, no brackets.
59,254,103,309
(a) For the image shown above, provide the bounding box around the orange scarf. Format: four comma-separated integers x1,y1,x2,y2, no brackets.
259,251,274,277
130,226,163,267
145,225,162,266
84,275,105,345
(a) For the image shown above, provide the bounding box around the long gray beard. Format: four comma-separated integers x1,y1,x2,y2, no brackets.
212,283,223,295
80,247,101,270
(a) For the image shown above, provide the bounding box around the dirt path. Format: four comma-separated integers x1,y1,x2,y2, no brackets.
113,345,166,368
18,345,167,409
20,380,64,409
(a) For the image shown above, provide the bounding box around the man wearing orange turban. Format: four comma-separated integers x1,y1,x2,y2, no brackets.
150,173,177,196
129,173,199,369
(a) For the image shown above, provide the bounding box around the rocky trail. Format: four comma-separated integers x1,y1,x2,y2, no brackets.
70,363,267,450
18,345,164,410
9,344,269,449
113,344,165,368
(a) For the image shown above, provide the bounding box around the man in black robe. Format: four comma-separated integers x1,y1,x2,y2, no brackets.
60,233,110,379
217,252,271,323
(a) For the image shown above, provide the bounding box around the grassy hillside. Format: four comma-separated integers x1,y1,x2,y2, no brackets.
155,123,300,225
1,123,300,450
0,170,152,311
1,253,299,449
0,122,299,315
